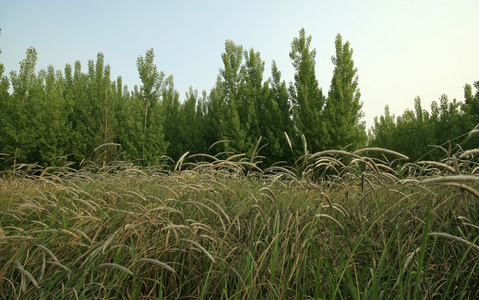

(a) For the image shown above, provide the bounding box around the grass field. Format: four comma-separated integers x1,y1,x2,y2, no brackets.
1,145,479,299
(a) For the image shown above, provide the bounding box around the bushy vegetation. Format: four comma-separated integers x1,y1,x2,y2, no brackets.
2,27,478,169
0,29,366,169
368,90,479,162
1,135,479,299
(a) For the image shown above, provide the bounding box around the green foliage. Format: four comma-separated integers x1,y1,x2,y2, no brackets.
5,47,38,166
137,49,165,105
289,28,327,153
4,29,477,170
240,47,263,152
66,54,119,165
0,63,11,160
203,40,291,164
0,29,4,143
134,49,168,164
463,81,479,116
369,105,396,149
0,31,367,169
161,76,182,160
369,90,479,162
218,40,249,154
324,34,366,150
204,76,227,152
178,87,207,155
261,61,294,165
34,66,72,163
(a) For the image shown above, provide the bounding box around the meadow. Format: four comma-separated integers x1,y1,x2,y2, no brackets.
1,140,479,299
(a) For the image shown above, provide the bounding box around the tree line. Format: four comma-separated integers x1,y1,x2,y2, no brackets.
1,27,477,169
0,29,366,168
368,85,479,162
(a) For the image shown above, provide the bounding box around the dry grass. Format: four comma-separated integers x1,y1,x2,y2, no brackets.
1,142,479,299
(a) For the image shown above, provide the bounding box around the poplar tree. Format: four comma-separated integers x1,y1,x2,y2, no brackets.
0,28,8,159
68,60,93,162
8,47,38,166
0,57,11,163
369,94,469,161
205,76,227,152
289,28,326,153
179,87,206,155
432,95,464,144
261,61,294,164
369,105,396,149
323,34,366,150
92,53,117,163
135,49,168,164
161,75,182,159
241,48,263,152
461,82,479,150
463,82,479,116
462,82,479,146
116,87,145,162
220,40,247,154
68,53,115,163
36,66,72,163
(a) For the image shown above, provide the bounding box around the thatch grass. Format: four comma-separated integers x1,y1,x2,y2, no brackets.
1,144,479,299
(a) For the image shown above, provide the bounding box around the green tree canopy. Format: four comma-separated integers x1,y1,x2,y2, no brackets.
323,34,366,150
289,28,326,153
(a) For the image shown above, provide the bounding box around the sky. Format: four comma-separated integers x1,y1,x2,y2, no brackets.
1,0,478,129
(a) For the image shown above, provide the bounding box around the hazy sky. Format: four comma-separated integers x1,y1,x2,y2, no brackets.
1,0,478,129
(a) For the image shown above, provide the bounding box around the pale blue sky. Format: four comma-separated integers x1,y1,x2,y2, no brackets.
1,0,478,129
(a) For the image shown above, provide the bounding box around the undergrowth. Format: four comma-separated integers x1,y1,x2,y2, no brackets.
1,142,479,299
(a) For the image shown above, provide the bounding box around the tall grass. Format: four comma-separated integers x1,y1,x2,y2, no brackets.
1,140,479,299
